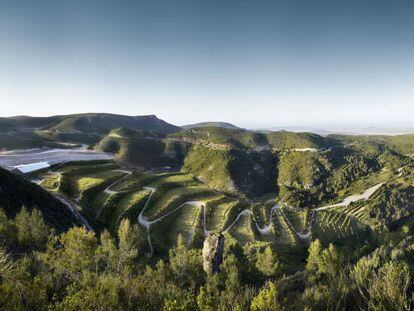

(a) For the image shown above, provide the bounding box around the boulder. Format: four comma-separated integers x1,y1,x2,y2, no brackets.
202,233,224,274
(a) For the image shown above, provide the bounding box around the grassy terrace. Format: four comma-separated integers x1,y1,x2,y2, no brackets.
205,197,240,232
312,210,367,243
31,160,394,255
101,190,149,233
226,212,255,245
40,173,61,190
284,208,308,232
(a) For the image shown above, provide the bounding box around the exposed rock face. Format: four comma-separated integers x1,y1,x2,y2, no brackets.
202,234,224,274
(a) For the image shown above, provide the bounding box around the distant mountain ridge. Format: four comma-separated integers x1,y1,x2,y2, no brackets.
0,113,181,150
0,113,180,134
170,127,337,150
181,121,240,130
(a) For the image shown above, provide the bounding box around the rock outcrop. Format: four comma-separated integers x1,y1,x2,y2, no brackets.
202,234,224,274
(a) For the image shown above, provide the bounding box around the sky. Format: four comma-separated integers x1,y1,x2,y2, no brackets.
1,0,414,128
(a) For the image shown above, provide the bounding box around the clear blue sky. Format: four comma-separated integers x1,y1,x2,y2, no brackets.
1,0,414,128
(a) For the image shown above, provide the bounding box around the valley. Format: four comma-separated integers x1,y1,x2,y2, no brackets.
12,125,410,258
1,114,414,310
3,1,414,308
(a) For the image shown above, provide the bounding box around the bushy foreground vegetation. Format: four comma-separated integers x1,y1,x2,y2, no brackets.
30,158,414,255
3,122,414,309
1,206,414,310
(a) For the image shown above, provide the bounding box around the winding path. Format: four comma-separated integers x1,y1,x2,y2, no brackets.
314,183,384,211
30,171,93,231
137,187,210,256
303,182,385,239
103,170,132,195
222,205,281,235
51,168,386,256
137,182,385,256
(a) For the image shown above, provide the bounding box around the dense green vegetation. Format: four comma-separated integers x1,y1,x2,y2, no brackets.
0,131,62,150
97,128,187,168
170,127,268,150
1,205,414,310
181,145,276,197
0,167,81,231
40,113,180,135
0,113,180,149
330,134,414,155
181,122,241,130
170,127,338,150
266,131,335,150
3,120,414,309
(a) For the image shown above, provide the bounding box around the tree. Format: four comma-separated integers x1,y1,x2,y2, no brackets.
96,229,119,274
256,245,279,277
14,207,49,250
0,248,18,287
318,244,344,277
162,291,198,311
0,209,16,249
306,240,344,278
306,239,323,272
52,273,123,311
196,274,222,311
251,281,284,311
118,218,140,273
351,252,380,305
365,261,410,310
58,227,98,277
169,234,204,288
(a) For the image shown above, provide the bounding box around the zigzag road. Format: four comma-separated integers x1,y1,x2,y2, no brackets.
70,170,385,257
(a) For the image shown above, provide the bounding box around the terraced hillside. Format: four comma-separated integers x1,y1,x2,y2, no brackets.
30,158,408,257
12,124,412,260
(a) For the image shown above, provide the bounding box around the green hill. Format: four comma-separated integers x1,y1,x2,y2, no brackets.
38,113,181,145
0,167,82,231
0,131,62,150
97,128,188,168
0,113,181,149
330,134,414,154
40,113,180,135
266,131,337,150
170,127,338,150
0,116,62,131
181,145,276,197
170,127,267,150
181,122,241,130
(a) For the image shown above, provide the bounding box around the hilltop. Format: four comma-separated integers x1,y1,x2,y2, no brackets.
181,121,241,130
2,118,414,310
94,126,412,203
39,113,180,135
97,127,187,168
329,133,414,155
0,113,181,149
169,127,338,150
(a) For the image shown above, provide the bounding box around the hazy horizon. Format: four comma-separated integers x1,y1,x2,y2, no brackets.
3,111,414,135
1,0,414,128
